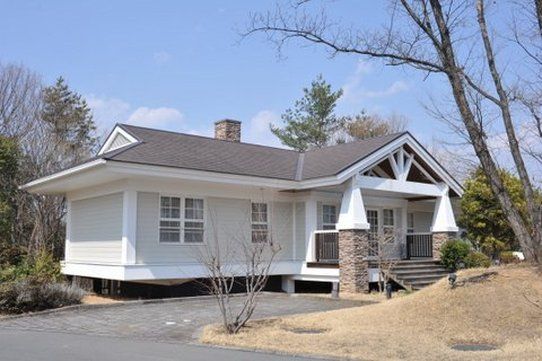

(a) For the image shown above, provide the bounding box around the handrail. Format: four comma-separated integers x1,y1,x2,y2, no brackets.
314,229,339,234
406,232,432,235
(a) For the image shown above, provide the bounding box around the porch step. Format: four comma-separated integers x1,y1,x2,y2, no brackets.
389,260,449,291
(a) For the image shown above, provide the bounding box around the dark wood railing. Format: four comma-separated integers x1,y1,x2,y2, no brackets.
406,233,433,258
315,231,339,264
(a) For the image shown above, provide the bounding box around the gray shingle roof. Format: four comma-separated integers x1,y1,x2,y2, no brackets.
100,124,406,181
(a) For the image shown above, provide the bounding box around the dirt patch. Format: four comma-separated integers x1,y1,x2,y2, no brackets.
82,294,123,305
202,266,542,360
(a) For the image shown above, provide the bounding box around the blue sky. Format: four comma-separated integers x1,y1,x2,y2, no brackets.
0,1,456,148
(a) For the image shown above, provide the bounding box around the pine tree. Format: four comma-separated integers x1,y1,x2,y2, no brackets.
41,77,98,161
271,75,344,151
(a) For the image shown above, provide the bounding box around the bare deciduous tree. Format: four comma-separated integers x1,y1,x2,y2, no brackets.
245,0,542,263
368,229,402,293
197,201,282,334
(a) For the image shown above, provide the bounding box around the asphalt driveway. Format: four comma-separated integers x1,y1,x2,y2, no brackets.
0,293,362,342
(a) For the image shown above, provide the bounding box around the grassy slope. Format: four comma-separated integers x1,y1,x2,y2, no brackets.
202,266,542,361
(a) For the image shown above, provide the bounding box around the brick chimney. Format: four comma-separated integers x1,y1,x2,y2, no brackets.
214,119,241,142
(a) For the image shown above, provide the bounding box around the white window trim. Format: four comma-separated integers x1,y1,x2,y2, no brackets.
382,208,395,233
322,204,338,230
251,201,270,243
158,194,207,245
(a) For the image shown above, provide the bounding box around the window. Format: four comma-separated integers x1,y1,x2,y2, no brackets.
184,198,204,243
159,196,204,244
407,213,414,233
383,209,395,234
251,202,268,242
159,196,181,243
322,204,337,230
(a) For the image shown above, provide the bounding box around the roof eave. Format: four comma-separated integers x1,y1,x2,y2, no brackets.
20,159,107,193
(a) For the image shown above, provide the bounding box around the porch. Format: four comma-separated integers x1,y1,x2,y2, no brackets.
309,230,434,267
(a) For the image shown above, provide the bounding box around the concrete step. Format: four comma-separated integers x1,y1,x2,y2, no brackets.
392,265,447,272
395,274,447,282
389,260,449,291
392,269,448,276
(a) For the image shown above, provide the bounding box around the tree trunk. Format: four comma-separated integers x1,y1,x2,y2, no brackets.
429,0,539,262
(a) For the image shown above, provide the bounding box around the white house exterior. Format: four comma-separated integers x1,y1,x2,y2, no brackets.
22,120,462,293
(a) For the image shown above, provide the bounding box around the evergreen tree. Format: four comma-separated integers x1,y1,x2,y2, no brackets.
0,136,19,243
459,168,537,258
41,77,98,161
271,75,344,151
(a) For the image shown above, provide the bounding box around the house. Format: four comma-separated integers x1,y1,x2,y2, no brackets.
22,119,462,294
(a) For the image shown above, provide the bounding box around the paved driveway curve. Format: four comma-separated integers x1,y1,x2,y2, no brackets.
0,293,363,342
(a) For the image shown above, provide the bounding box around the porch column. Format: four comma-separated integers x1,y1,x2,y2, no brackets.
430,184,458,259
305,198,318,262
336,176,370,293
121,190,138,265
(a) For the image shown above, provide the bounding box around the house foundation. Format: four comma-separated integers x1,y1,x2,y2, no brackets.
338,229,370,293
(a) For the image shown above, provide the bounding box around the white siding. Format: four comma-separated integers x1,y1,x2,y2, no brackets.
69,193,123,263
135,193,296,264
271,202,293,260
412,211,433,232
108,133,130,151
294,202,306,260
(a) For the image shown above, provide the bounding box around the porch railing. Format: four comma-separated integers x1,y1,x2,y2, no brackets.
315,230,339,264
406,232,433,258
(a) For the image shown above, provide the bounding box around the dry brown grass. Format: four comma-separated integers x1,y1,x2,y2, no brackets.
202,266,542,360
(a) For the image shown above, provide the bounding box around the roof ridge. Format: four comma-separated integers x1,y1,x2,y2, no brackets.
118,123,300,153
303,132,408,153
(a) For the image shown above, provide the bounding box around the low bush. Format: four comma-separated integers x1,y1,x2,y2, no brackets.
464,251,491,268
0,250,62,284
499,251,520,264
440,240,471,270
0,280,85,314
0,242,25,266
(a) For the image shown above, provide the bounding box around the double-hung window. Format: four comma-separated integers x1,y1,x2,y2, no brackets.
159,196,182,243
159,196,205,244
251,202,268,243
184,198,204,243
322,204,337,230
383,209,395,235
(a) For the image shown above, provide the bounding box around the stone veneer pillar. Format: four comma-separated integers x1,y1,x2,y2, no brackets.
432,231,457,259
338,229,370,293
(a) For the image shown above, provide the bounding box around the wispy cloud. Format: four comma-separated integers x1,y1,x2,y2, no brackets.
87,95,286,148
341,60,409,103
87,95,184,133
153,51,172,65
127,107,183,128
245,110,284,147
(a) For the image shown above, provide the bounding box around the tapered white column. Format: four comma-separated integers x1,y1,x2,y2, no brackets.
336,176,370,230
430,184,458,233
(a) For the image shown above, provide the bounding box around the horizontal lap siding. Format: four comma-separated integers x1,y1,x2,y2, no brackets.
69,193,123,263
271,202,293,261
412,211,432,233
295,202,306,260
135,192,295,264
